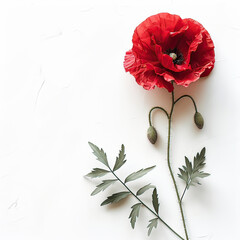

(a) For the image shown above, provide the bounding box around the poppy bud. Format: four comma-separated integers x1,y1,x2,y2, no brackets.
194,112,204,129
147,126,158,144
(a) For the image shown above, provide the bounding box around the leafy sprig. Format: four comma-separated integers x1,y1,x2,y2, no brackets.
178,147,210,201
86,142,182,238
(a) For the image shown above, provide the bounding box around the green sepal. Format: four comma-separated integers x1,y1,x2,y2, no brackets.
194,112,204,129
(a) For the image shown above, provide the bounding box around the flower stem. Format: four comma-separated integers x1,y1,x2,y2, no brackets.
167,90,189,240
174,94,198,113
149,106,169,126
180,184,188,202
109,168,185,240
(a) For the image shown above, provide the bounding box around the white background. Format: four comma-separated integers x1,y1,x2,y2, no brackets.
0,0,239,239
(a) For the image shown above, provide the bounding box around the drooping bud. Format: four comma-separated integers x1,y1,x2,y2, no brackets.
147,126,158,144
194,112,204,129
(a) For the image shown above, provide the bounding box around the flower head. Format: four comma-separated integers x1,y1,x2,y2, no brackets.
124,13,215,92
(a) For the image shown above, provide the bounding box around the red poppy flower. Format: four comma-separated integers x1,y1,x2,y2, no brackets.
124,13,215,92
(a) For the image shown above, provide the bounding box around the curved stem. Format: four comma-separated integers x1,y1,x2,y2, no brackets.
149,106,169,126
109,168,185,240
174,95,198,113
167,90,189,240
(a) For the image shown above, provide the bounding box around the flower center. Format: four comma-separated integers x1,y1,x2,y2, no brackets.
166,48,184,65
169,53,177,61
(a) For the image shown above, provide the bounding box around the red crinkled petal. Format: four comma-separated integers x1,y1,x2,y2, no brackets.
135,70,173,92
124,53,174,92
173,19,215,86
132,13,187,63
147,64,175,82
181,18,215,69
124,50,135,72
190,22,215,76
174,62,214,87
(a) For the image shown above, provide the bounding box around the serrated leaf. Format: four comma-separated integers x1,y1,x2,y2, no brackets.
101,191,130,206
136,184,155,196
129,203,141,229
199,147,206,159
185,157,192,174
191,171,210,179
178,168,188,182
86,168,110,178
199,172,210,177
178,147,210,194
91,179,117,196
113,144,127,171
147,218,158,236
193,148,206,170
152,188,159,214
88,142,109,167
124,166,155,183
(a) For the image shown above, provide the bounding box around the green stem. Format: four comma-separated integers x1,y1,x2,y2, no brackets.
180,184,188,202
149,106,169,126
167,90,189,240
109,168,185,240
174,95,198,113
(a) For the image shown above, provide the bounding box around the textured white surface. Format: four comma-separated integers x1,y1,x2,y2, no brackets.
0,0,239,239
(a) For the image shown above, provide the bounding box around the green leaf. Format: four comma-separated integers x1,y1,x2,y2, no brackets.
178,147,210,192
86,168,110,178
91,179,117,196
88,142,109,167
178,168,188,182
199,147,206,160
101,191,130,206
194,147,206,170
136,184,155,196
191,171,210,180
147,218,158,236
129,203,141,229
113,144,127,171
152,188,159,214
185,157,193,175
124,166,155,183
